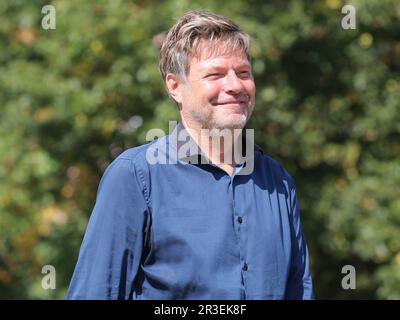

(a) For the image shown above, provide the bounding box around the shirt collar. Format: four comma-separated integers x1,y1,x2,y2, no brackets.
168,121,263,165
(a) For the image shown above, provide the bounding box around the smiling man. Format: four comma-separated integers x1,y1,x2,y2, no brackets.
67,10,314,300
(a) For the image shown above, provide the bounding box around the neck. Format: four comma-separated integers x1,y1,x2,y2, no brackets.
181,116,242,174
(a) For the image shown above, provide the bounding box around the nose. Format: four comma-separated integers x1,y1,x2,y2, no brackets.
223,71,245,94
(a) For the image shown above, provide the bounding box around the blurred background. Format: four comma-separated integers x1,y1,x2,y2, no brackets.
0,0,399,299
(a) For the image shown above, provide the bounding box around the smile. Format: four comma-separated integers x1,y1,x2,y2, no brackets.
216,101,246,105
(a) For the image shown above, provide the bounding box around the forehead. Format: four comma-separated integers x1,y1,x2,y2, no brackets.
189,41,250,70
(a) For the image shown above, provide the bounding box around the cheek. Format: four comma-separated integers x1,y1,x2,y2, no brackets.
246,81,256,97
201,82,223,99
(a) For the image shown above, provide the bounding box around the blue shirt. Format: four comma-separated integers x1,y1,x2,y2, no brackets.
67,122,313,300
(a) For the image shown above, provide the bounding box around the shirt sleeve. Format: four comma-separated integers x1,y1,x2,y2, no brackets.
66,157,149,300
284,179,314,300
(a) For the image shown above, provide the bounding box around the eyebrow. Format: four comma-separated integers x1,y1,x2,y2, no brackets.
206,62,251,68
202,63,251,73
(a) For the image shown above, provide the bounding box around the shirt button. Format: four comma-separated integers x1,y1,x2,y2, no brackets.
243,263,248,271
238,216,243,224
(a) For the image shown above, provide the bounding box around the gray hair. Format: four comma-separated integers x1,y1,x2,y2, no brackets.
159,10,251,82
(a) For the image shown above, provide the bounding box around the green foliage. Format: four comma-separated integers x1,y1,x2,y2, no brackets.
0,0,399,299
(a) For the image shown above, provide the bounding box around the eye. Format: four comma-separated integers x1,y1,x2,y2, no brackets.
205,73,223,78
238,71,251,77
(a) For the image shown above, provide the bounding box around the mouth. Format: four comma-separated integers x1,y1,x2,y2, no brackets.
216,100,247,105
214,102,247,111
214,102,247,116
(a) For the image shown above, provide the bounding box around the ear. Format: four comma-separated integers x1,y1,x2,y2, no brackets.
165,73,184,105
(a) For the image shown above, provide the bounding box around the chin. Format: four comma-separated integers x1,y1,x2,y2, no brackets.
214,115,248,130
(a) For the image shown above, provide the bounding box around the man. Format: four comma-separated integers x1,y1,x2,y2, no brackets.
67,10,313,300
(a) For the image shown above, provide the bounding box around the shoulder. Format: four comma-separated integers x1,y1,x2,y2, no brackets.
96,141,152,188
114,135,169,164
115,142,151,164
255,145,296,191
108,136,166,170
99,137,168,199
